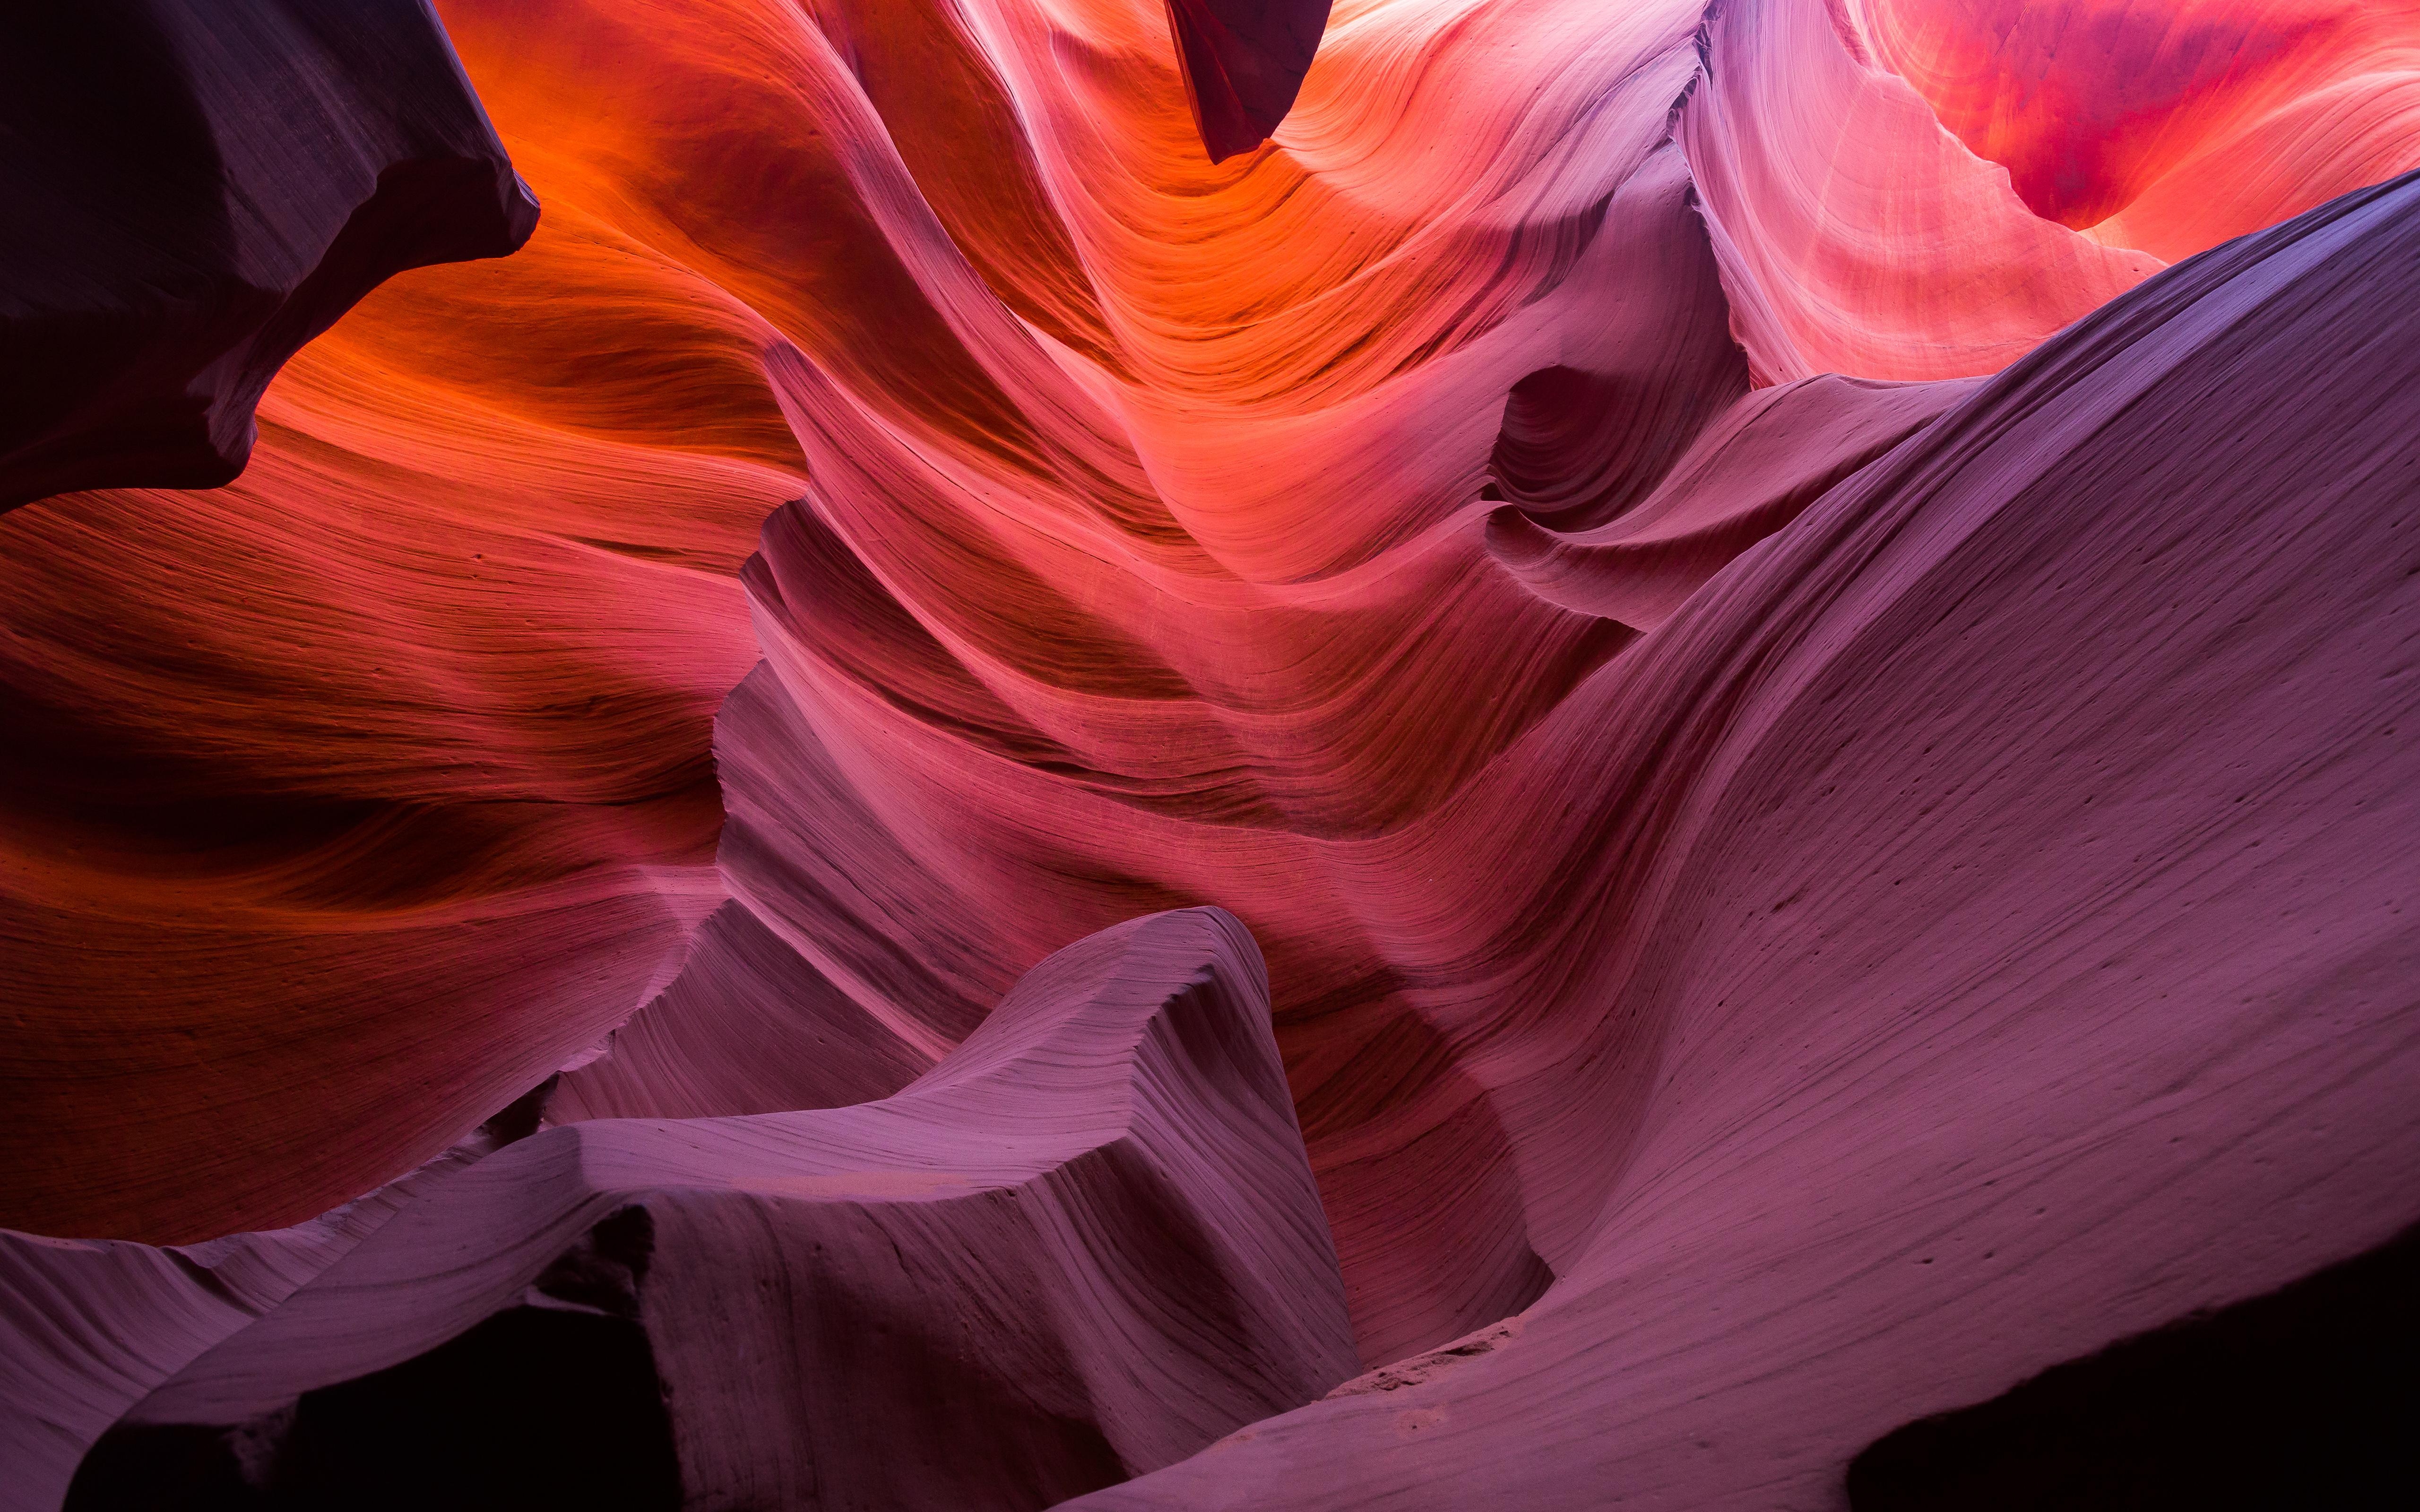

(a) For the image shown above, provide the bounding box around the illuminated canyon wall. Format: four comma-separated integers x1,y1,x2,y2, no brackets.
4,0,2418,1507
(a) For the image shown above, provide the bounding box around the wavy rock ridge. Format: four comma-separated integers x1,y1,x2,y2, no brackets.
1059,153,2420,1512
8,0,2414,1264
4,0,2419,1507
48,909,1353,1512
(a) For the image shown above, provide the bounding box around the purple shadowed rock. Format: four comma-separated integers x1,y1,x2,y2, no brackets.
1164,0,1333,163
62,907,1355,1512
0,0,536,513
1057,167,2420,1511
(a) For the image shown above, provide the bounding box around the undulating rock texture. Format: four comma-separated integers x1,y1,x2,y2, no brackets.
1061,163,2420,1511
5,0,2419,1507
0,0,796,1241
0,1151,476,1512
1858,0,2420,257
63,908,1352,1512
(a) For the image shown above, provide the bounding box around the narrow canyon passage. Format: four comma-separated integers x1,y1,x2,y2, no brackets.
4,2,2417,1508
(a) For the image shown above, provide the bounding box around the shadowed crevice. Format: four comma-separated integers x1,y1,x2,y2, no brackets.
1847,1223,2420,1511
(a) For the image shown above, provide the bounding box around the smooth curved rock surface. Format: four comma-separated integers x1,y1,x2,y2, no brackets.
68,908,1355,1512
0,0,804,1242
547,897,930,1123
1680,0,2163,382
1682,0,2420,384
4,2,2418,1504
0,1149,478,1512
1858,0,2420,258
1485,372,1976,630
10,0,2403,1263
1060,167,2420,1510
0,0,536,511
657,129,1745,1366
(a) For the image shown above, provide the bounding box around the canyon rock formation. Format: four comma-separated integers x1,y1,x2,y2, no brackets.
1165,0,1335,161
61,908,1354,1512
0,1,536,510
4,1,2418,1508
1063,156,2420,1512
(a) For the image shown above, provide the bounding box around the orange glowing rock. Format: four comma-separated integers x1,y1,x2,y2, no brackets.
6,3,2420,1504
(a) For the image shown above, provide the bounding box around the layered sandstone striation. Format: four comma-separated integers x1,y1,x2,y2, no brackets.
4,0,2419,1507
10,0,2415,1279
1066,164,2420,1510
61,909,1354,1512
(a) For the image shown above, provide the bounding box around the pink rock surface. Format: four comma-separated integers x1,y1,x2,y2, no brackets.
67,908,1355,1511
16,0,2403,1265
0,1150,478,1512
3,0,2418,1505
1680,0,2163,382
655,128,1752,1373
1486,372,1978,631
1858,0,2420,258
1059,167,2420,1509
